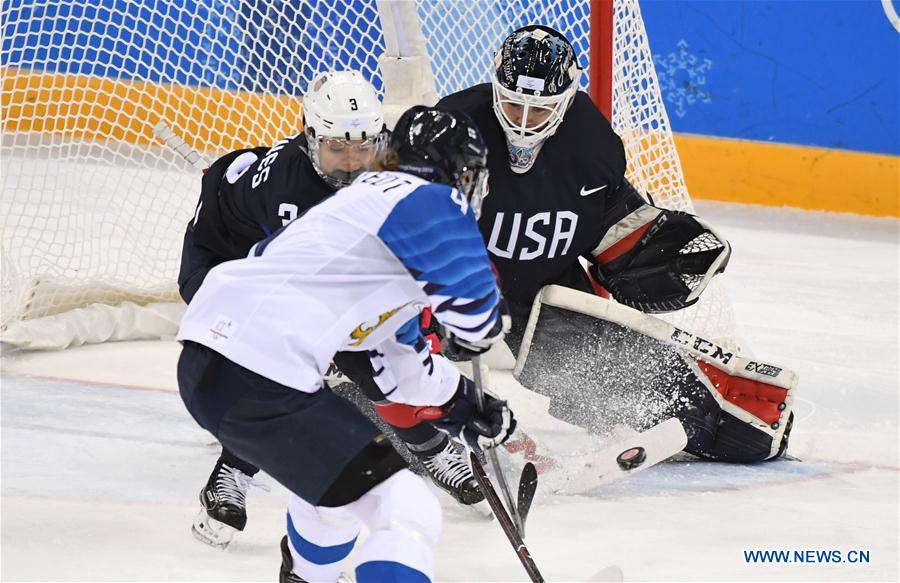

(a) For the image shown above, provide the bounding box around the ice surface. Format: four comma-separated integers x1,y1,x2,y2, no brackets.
2,202,898,581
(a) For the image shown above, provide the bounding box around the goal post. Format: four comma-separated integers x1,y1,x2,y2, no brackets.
1,0,726,350
590,0,615,120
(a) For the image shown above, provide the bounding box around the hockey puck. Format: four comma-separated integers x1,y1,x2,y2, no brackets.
616,446,647,471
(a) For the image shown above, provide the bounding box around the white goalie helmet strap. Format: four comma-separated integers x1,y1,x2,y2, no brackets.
303,70,385,140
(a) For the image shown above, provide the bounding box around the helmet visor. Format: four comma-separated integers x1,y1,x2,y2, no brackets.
308,132,387,188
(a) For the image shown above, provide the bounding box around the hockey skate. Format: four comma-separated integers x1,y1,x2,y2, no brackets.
192,458,268,549
279,535,307,583
413,436,488,509
280,536,354,583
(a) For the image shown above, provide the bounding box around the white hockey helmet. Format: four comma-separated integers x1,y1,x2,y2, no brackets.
303,70,387,188
491,25,582,173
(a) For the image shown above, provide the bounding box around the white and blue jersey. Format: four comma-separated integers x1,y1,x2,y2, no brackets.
177,171,499,404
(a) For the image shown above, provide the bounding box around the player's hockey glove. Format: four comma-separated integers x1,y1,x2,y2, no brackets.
444,300,512,359
416,376,517,451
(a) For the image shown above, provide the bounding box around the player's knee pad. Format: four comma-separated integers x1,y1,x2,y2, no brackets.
345,470,441,582
286,495,361,582
348,469,442,545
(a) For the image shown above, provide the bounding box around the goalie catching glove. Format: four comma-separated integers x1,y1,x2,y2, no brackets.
590,182,731,313
414,376,517,451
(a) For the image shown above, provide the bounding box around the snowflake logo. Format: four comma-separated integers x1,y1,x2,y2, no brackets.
654,40,713,119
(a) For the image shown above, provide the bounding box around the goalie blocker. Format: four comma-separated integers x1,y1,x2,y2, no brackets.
515,286,797,463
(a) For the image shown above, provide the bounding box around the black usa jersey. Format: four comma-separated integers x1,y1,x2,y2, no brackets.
179,133,333,301
437,84,645,308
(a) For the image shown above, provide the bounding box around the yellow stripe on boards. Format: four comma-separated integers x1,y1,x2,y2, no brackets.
2,68,304,153
5,69,898,216
675,134,899,217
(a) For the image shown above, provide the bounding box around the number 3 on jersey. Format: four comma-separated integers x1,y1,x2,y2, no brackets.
279,203,298,226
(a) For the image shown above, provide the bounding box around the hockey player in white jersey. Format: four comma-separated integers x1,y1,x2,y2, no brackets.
177,106,515,582
181,71,489,549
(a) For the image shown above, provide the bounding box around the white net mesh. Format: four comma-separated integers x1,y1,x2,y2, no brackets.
416,0,592,96
2,0,736,349
2,0,386,327
608,0,693,214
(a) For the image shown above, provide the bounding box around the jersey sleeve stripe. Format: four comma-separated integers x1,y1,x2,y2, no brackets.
433,288,499,315
378,183,499,340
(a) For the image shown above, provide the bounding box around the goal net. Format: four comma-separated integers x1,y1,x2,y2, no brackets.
1,0,735,350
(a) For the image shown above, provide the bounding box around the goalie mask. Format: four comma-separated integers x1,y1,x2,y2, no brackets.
388,106,490,219
303,71,387,189
492,25,582,173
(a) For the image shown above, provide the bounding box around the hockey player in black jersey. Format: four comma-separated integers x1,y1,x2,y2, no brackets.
425,25,794,464
318,25,794,471
179,71,485,550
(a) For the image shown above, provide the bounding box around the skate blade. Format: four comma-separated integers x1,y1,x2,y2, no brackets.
191,510,238,550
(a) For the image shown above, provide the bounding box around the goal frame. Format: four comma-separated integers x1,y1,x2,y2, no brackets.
2,0,723,350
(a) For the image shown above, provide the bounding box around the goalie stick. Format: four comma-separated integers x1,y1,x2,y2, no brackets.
514,418,687,533
554,417,688,495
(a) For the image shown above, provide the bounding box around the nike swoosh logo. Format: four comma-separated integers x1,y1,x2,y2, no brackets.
580,185,608,196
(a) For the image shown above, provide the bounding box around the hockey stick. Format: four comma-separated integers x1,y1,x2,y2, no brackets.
469,451,545,583
471,356,524,533
516,461,538,537
470,355,545,582
153,122,210,170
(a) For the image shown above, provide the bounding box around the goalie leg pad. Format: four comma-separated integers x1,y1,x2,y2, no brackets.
679,400,786,463
515,294,790,463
